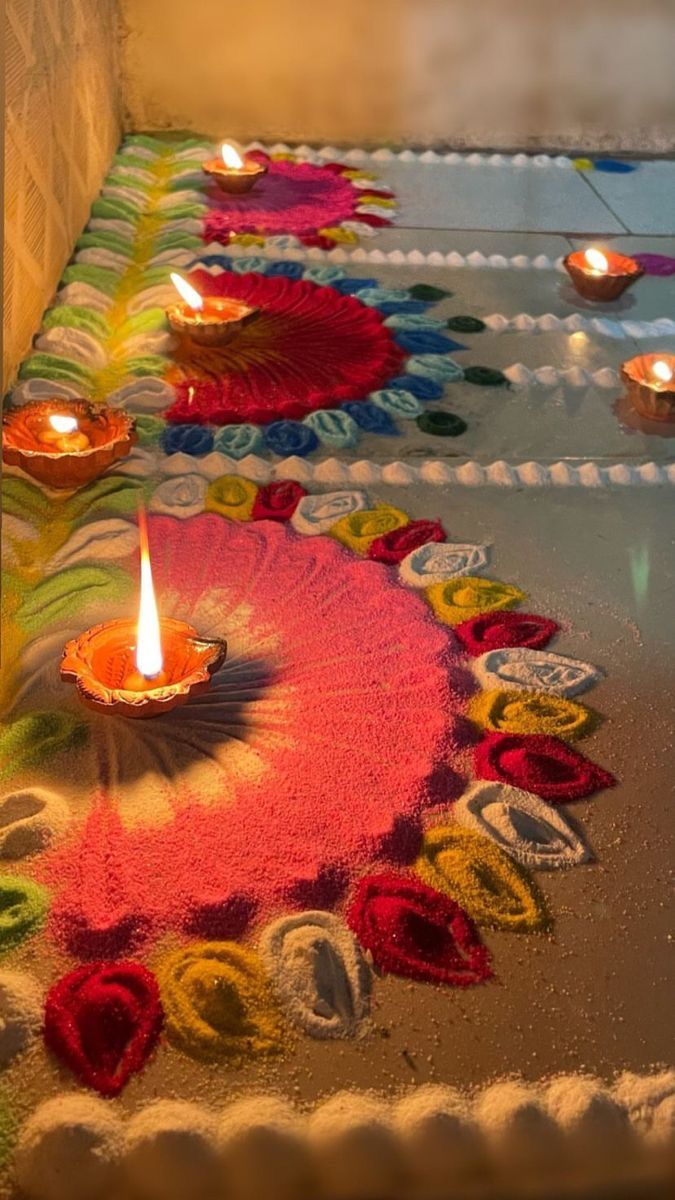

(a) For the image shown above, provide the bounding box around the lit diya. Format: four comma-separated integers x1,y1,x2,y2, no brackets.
2,399,136,489
620,354,675,422
563,247,643,302
202,141,267,194
166,272,259,348
61,508,227,718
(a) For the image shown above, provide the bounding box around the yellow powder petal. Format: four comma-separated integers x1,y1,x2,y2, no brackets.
157,941,286,1062
230,233,266,247
415,825,549,933
205,475,258,521
425,577,525,626
572,158,594,171
342,170,377,181
330,505,409,553
317,226,359,244
468,689,596,741
356,196,396,208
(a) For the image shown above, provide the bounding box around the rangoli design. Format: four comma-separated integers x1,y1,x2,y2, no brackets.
9,135,519,456
0,465,614,1097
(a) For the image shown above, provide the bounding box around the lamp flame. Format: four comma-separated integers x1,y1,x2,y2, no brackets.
49,414,78,434
136,507,163,679
584,248,608,273
652,359,673,384
170,272,203,310
220,142,244,170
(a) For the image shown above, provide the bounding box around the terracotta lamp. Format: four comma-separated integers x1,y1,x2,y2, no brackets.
61,508,226,718
202,142,267,194
166,272,259,348
620,354,675,422
2,400,136,489
563,248,643,302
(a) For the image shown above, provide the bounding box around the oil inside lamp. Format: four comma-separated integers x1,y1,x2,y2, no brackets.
584,248,609,275
166,271,259,348
39,413,91,452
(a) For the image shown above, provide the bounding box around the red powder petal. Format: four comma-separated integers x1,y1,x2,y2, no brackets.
347,872,493,986
44,962,163,1096
353,212,392,228
251,481,307,522
454,612,560,655
474,733,616,802
368,520,446,565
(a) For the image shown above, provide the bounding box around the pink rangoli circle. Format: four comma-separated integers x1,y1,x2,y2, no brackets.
41,515,468,955
203,157,361,240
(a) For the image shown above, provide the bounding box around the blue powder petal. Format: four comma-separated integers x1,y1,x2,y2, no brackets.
388,374,444,401
161,424,214,456
213,424,264,459
263,420,319,457
394,330,467,355
264,261,305,279
341,401,399,435
332,277,379,295
594,159,637,173
304,408,360,448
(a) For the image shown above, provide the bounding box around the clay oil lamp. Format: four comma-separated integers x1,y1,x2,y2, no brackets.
2,399,136,489
563,247,643,302
166,272,259,348
61,507,227,719
202,141,267,194
620,354,675,422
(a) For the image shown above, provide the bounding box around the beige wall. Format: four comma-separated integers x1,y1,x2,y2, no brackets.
3,0,122,390
119,0,675,152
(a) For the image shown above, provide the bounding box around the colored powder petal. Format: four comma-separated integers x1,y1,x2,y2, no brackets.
205,476,258,521
263,421,319,458
347,873,492,987
468,689,596,741
572,158,594,170
454,781,591,871
416,411,467,437
369,389,423,419
472,648,602,698
389,374,444,401
341,401,399,436
304,409,360,448
291,490,369,536
399,542,490,587
394,330,464,355
156,942,285,1063
415,825,549,933
368,519,446,565
454,612,559,656
463,366,509,388
447,316,486,333
426,577,525,626
0,712,88,785
160,424,214,457
594,159,636,173
0,877,49,954
213,425,264,459
44,963,163,1097
134,415,166,446
408,284,451,301
264,261,306,280
332,277,379,295
631,253,675,277
474,733,616,803
330,506,409,554
407,355,464,382
302,266,347,285
251,481,307,522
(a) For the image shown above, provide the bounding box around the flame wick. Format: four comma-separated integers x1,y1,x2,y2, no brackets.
49,414,78,434
136,506,163,679
220,142,244,170
170,272,204,311
584,248,609,274
652,359,673,385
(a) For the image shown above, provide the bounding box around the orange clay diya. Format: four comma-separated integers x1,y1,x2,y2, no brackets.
202,141,267,194
563,247,643,302
61,509,226,718
166,271,259,348
620,353,675,422
2,400,136,489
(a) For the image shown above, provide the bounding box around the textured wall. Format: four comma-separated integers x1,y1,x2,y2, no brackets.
118,0,675,152
3,0,122,390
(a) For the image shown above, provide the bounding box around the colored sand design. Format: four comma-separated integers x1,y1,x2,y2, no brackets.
0,467,613,1091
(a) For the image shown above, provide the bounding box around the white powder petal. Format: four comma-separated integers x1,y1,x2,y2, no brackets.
291,491,368,536
454,781,590,869
472,647,603,697
399,542,491,587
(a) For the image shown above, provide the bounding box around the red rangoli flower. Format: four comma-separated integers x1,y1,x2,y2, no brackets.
251,480,307,522
347,872,493,987
474,733,616,802
164,270,404,427
454,612,560,655
44,962,163,1096
368,519,446,564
